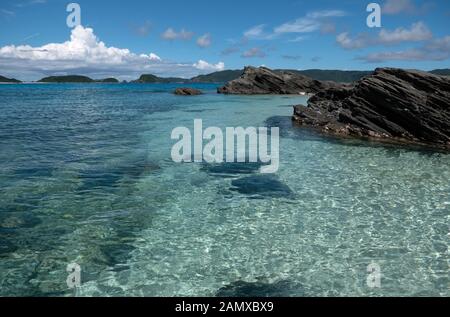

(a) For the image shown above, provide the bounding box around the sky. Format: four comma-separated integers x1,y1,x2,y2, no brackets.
0,0,449,81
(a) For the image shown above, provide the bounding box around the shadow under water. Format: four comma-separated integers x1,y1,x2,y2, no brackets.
216,280,304,297
230,175,295,199
200,162,265,178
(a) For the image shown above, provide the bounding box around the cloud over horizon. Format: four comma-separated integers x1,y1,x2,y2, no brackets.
357,36,450,62
0,25,224,80
337,22,433,49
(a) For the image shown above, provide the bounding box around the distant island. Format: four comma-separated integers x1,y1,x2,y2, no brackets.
0,75,21,83
2,68,449,84
38,75,119,83
132,74,190,84
190,70,244,83
134,68,449,84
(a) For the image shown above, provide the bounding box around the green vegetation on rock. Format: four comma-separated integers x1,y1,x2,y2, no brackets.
430,69,450,76
37,75,120,83
190,70,244,83
0,75,21,83
38,75,94,83
133,74,189,83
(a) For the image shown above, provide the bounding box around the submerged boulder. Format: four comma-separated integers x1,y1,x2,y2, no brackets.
174,88,203,96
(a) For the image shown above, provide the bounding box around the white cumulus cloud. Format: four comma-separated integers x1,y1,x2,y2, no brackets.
0,25,224,80
193,60,225,71
148,53,162,61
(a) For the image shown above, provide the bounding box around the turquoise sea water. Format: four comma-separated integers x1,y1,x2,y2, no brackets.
0,83,448,297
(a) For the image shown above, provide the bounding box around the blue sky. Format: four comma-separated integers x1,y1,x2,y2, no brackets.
0,0,449,80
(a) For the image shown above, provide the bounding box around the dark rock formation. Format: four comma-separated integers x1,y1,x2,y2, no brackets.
174,87,203,96
217,66,344,95
293,68,450,148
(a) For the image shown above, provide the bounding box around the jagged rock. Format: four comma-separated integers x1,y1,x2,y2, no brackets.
293,68,450,148
174,88,203,96
218,66,344,95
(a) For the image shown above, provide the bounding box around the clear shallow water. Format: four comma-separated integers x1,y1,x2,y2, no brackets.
0,83,448,297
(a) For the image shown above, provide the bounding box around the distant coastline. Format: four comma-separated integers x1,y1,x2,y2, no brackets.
3,68,449,84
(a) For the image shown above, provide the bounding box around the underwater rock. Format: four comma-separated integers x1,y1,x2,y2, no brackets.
0,238,18,255
216,280,303,297
174,88,203,96
0,214,42,229
201,162,264,178
230,175,294,199
100,243,136,267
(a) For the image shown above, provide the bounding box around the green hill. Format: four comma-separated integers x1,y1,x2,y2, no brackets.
190,70,244,83
291,69,373,83
194,68,449,83
133,74,189,83
38,75,94,83
189,69,373,83
0,75,21,83
95,78,119,83
31,68,450,85
38,75,120,83
430,69,450,76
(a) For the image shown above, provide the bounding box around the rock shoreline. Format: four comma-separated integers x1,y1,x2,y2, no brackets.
292,68,450,149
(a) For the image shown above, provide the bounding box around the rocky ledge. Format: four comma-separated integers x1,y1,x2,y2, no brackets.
218,66,343,95
293,68,450,148
174,88,203,96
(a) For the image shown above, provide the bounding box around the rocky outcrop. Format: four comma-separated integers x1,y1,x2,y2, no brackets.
174,88,203,96
218,66,344,95
293,68,450,148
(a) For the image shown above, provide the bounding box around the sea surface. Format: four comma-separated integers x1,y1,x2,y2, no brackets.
0,83,448,297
